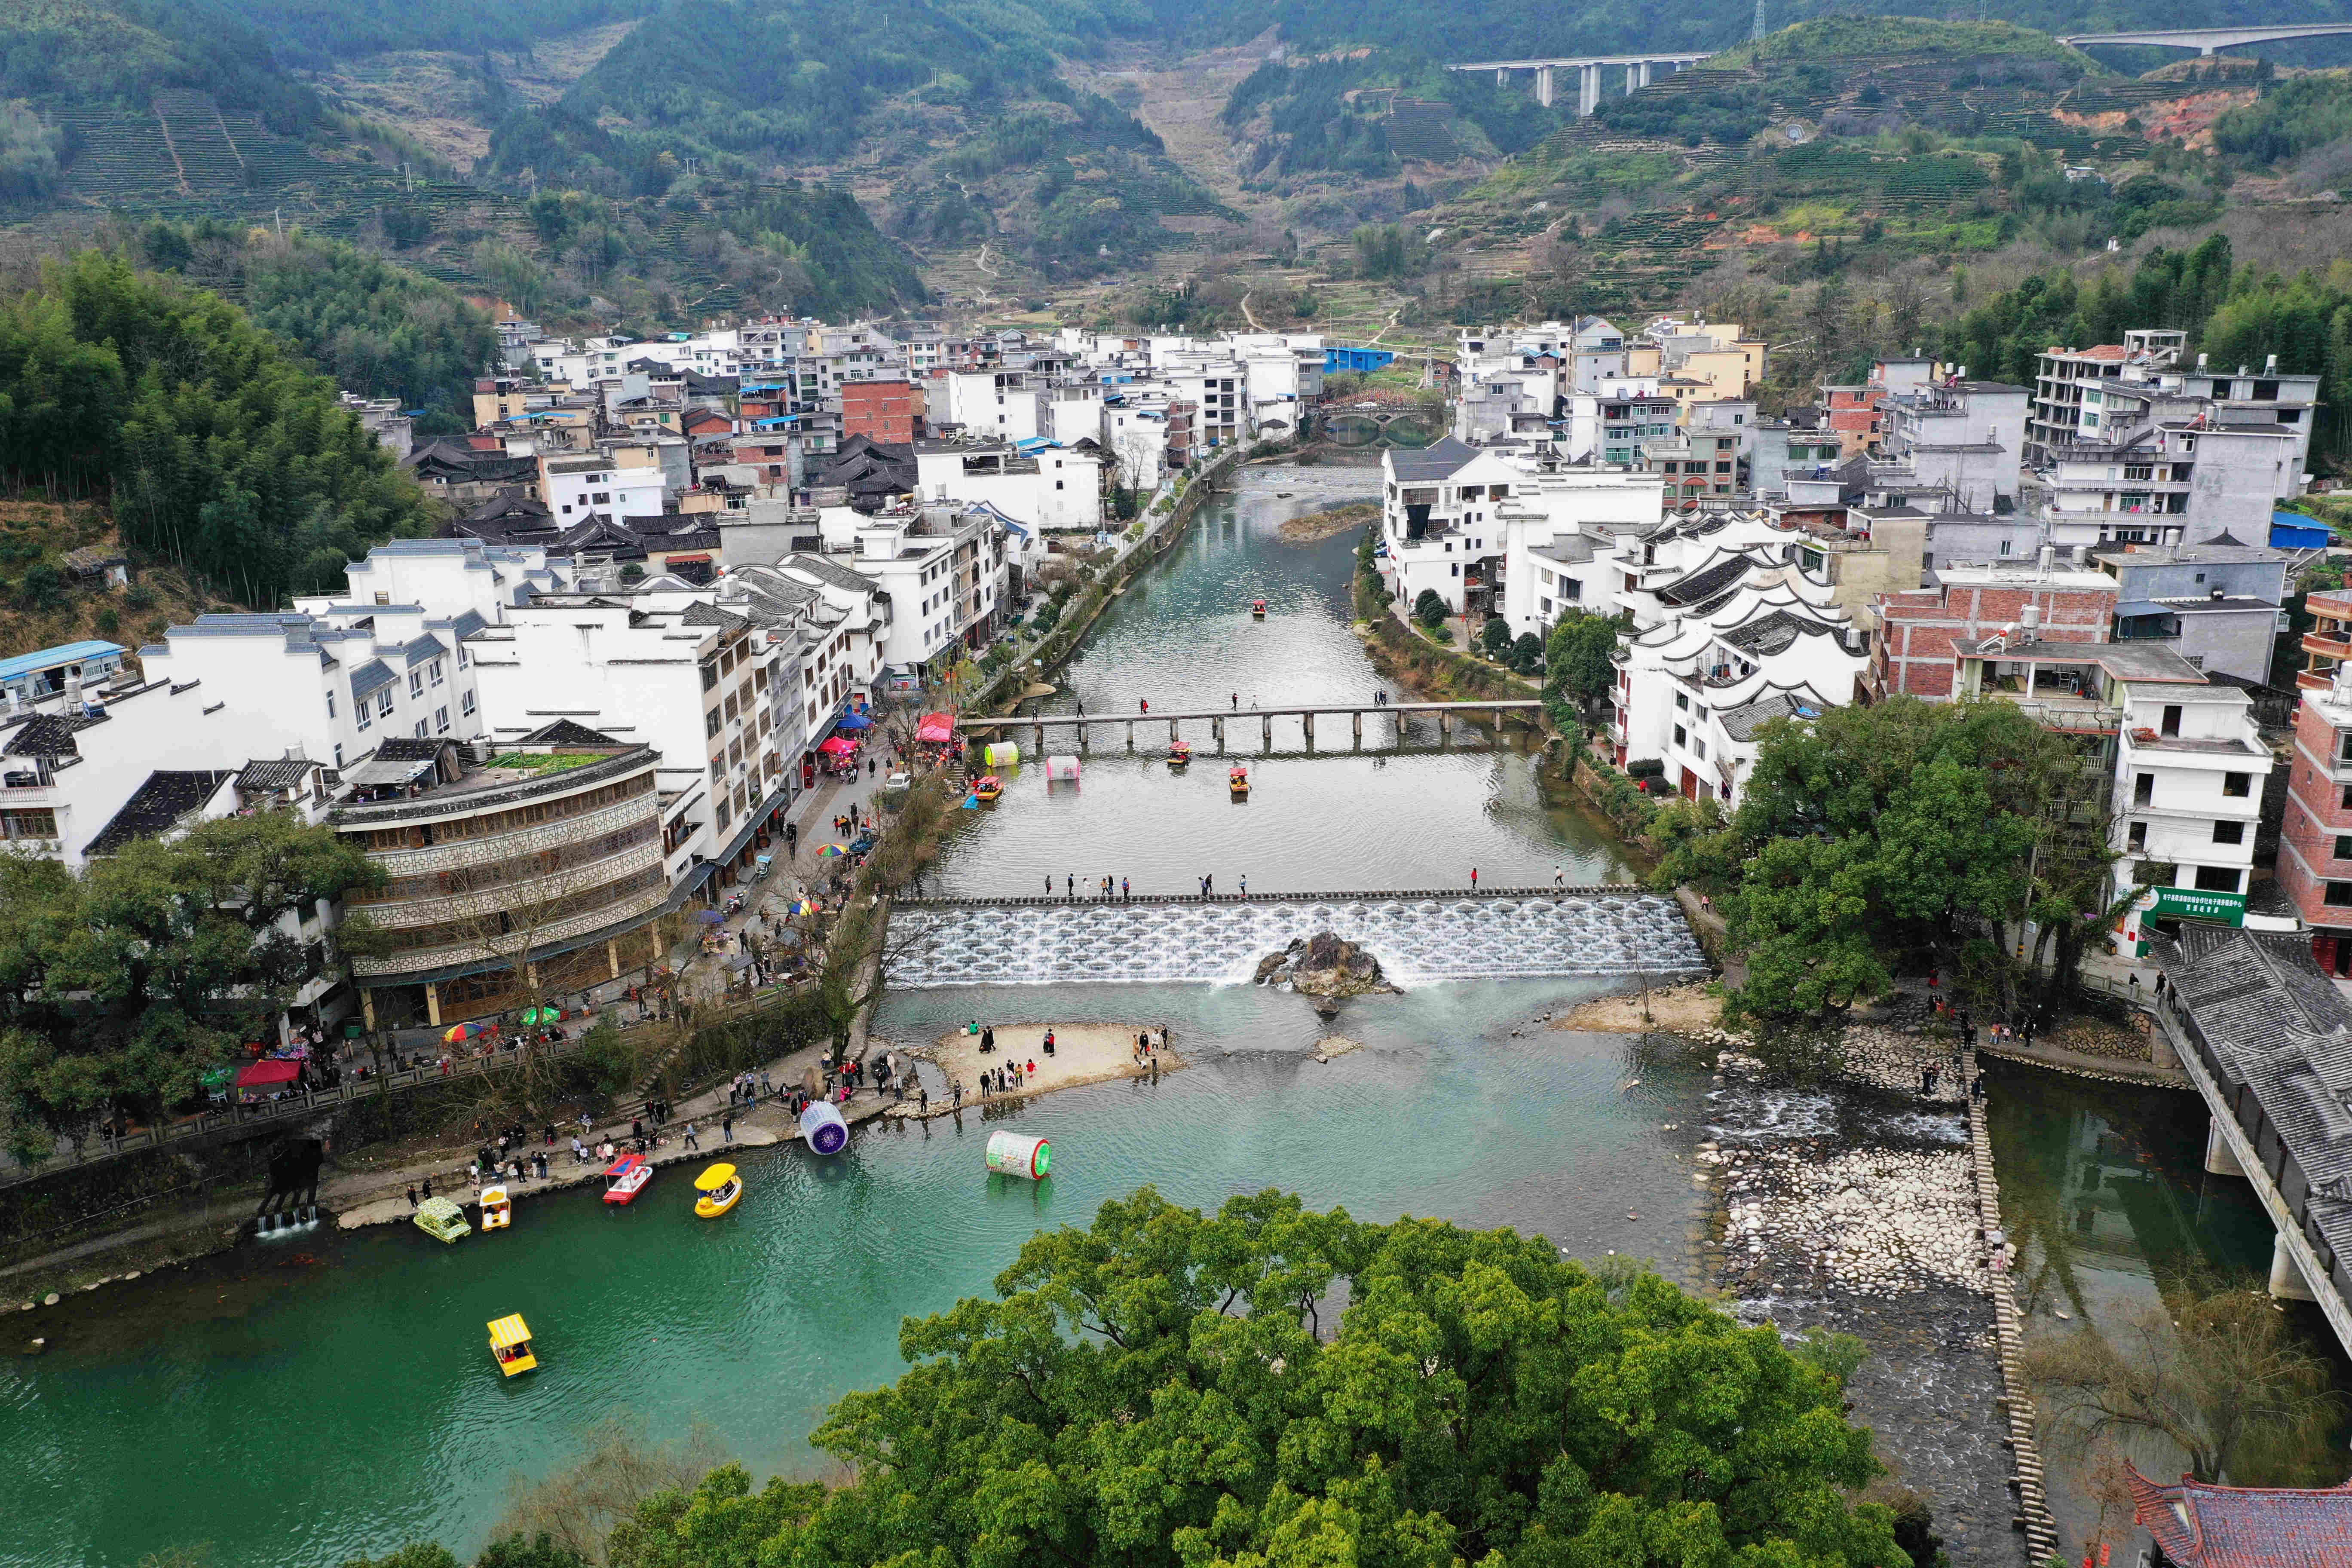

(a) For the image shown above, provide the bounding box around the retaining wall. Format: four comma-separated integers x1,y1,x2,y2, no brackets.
1963,1043,2064,1563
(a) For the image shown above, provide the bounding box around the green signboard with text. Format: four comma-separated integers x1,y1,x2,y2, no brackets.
2150,887,2248,926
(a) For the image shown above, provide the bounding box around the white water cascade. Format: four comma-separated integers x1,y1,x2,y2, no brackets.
885,894,1707,987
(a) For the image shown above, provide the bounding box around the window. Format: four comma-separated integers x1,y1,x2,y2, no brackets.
1672,724,1687,748
413,720,429,739
2134,773,2154,807
2331,882,2352,907
2212,820,2244,845
2128,821,2147,851
435,706,450,734
461,690,475,717
325,692,336,719
2193,865,2241,893
408,669,424,698
2161,704,2181,737
2225,772,2252,798
1675,691,1690,711
430,660,446,687
457,646,469,669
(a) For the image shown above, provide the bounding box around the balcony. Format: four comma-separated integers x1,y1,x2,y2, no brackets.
2306,630,2352,664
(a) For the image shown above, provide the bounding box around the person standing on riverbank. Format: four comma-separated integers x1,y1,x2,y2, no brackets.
684,1121,700,1150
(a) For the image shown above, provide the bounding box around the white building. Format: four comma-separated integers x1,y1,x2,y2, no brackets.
914,441,1101,533
1609,542,1867,802
468,595,791,891
542,452,666,524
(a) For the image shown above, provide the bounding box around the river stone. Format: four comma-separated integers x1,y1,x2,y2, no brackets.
1254,931,1400,998
42,1293,58,1306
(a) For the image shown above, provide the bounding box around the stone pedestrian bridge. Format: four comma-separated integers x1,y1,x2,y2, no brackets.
958,698,1546,751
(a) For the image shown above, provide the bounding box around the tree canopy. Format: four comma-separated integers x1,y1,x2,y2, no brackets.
1662,697,2116,1026
0,251,437,604
568,1188,1902,1568
0,812,381,1159
128,221,499,434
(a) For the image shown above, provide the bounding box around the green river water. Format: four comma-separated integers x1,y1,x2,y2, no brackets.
0,468,2312,1566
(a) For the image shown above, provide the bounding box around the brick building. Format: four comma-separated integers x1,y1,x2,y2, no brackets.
2276,600,2352,974
1868,555,2118,699
842,378,916,444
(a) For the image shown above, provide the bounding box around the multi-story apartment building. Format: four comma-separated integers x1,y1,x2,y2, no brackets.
2090,543,2288,686
469,597,793,895
1875,380,2029,514
1561,376,1676,465
2277,625,2352,974
334,732,667,1028
2034,420,2304,554
1642,429,1740,506
1871,554,2119,700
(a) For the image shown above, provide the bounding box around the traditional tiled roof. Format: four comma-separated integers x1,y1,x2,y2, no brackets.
349,660,396,702
1,710,107,757
2128,1461,2352,1565
370,737,452,763
1657,554,1752,607
85,769,235,856
516,719,620,747
236,758,314,793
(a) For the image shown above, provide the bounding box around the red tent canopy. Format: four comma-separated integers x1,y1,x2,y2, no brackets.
917,713,956,744
235,1060,301,1089
817,736,859,758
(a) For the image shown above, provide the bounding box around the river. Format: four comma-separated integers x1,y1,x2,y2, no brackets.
0,468,2324,1566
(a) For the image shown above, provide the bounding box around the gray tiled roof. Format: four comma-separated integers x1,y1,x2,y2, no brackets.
1385,437,1478,483
349,660,395,702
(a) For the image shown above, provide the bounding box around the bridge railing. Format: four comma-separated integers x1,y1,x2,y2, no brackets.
895,884,1654,907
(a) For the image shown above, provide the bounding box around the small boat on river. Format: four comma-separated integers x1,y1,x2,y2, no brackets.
972,774,1002,803
694,1162,743,1219
1229,764,1250,798
478,1184,512,1231
487,1314,538,1377
603,1153,653,1205
414,1196,470,1244
1168,740,1192,768
1250,600,1268,618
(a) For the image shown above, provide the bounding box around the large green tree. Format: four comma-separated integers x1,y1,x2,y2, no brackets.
0,813,381,1159
1541,609,1626,727
1663,697,2115,1026
593,1188,1903,1568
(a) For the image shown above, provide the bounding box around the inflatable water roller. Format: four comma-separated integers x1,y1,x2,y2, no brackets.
985,1130,1052,1179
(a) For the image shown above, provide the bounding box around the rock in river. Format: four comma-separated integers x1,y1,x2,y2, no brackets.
1253,932,1400,998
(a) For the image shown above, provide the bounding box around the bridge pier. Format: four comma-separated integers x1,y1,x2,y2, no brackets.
1168,718,1179,744
1353,710,1363,744
1302,711,1314,747
1579,62,1602,116
1213,717,1224,749
1032,720,1044,751
1078,721,1087,751
2273,1231,2320,1302
1639,60,1653,86
1535,64,1556,107
1439,711,1452,742
1625,63,1638,94
1262,712,1273,748
2205,1117,2246,1176
1126,721,1134,750
1496,66,1507,86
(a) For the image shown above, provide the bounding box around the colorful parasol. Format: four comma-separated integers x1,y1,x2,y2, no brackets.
442,1021,486,1044
817,843,848,858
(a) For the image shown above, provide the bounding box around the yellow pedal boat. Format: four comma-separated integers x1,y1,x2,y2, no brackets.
693,1162,743,1219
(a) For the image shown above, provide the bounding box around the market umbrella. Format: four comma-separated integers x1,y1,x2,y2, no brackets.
817,735,858,758
817,843,848,858
442,1021,485,1044
836,712,873,731
693,909,726,925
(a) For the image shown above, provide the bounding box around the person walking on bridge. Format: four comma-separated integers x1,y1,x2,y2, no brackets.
1139,698,1149,714
1470,867,1479,890
1231,693,1239,710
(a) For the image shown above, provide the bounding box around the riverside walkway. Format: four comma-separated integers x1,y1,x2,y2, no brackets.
959,698,1545,750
